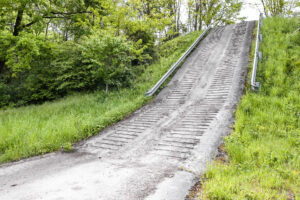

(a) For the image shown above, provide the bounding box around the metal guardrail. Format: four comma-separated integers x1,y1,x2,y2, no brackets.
251,13,263,90
145,25,212,96
292,27,300,35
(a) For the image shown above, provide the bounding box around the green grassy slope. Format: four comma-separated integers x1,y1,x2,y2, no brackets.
0,31,202,164
201,17,300,199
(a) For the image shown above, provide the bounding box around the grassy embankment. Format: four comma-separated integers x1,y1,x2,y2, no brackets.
200,17,300,199
0,31,202,164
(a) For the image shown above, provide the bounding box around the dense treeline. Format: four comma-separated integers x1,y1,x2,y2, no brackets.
0,0,243,108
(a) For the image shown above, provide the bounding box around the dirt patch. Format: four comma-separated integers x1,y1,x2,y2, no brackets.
215,143,229,164
287,190,295,200
185,180,204,200
185,143,229,200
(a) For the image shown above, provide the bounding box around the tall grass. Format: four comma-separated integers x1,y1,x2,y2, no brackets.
201,17,300,199
0,31,202,164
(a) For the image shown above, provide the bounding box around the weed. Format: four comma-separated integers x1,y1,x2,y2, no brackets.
61,142,73,152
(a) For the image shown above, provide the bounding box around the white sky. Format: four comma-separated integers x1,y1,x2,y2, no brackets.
239,0,263,20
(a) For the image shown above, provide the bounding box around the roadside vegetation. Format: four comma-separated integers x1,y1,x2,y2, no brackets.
200,17,300,199
0,31,202,164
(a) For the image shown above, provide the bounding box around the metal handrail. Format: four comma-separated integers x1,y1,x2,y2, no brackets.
292,27,300,35
145,25,212,96
251,13,263,90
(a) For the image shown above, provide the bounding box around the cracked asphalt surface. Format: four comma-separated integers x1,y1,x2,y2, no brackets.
0,21,255,200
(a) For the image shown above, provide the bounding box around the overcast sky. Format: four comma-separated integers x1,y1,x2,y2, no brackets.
239,0,263,20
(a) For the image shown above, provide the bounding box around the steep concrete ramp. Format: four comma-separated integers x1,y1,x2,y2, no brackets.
0,21,255,200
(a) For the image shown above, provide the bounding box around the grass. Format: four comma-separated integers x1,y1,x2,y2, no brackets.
0,31,202,164
200,17,300,199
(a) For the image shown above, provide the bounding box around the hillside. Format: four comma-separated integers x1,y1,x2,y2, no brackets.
0,31,202,164
199,17,300,199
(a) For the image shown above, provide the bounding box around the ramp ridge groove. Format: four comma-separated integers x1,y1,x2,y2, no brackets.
151,22,249,160
79,26,226,155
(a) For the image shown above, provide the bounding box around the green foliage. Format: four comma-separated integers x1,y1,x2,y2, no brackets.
260,0,300,16
187,0,243,31
0,31,201,164
0,83,10,107
0,0,242,107
6,33,46,76
201,17,300,200
62,142,73,152
0,0,189,107
0,32,60,106
52,41,94,93
0,31,15,61
0,31,138,106
124,21,157,64
81,32,134,93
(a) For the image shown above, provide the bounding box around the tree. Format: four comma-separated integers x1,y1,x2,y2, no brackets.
81,32,133,94
188,0,243,31
260,0,300,16
164,0,182,39
127,0,178,40
0,0,104,37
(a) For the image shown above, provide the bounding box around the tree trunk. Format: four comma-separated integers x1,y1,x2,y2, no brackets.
198,1,202,31
169,0,175,34
260,0,268,16
188,5,192,32
194,2,199,31
64,30,69,41
0,60,5,74
105,83,109,94
176,0,181,32
45,22,50,39
194,13,198,31
13,3,26,36
145,0,151,16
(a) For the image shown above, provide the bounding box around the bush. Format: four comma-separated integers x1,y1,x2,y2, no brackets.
81,31,134,93
0,33,60,106
124,21,157,64
0,83,10,107
53,41,98,93
0,31,136,107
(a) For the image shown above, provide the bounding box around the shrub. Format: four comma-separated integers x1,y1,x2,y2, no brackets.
81,31,134,93
0,31,136,107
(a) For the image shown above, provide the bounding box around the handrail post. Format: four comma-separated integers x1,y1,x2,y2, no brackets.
251,13,263,90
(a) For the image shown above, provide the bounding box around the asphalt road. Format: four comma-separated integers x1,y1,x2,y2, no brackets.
0,21,255,200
